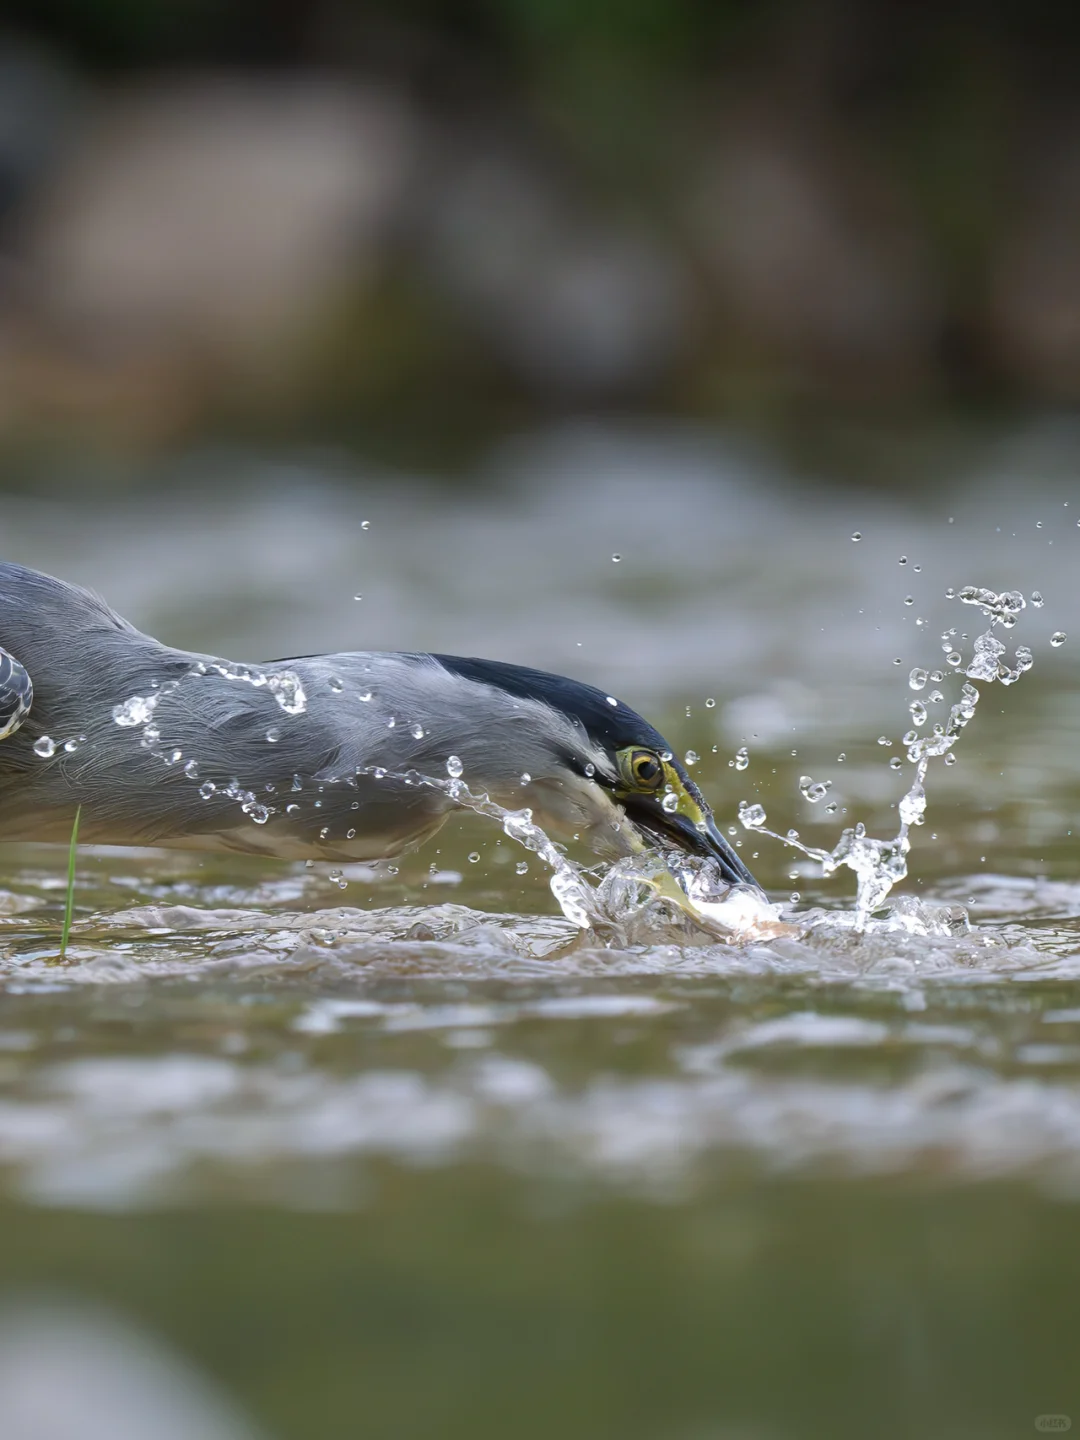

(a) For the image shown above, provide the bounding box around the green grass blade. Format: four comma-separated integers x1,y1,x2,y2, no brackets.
59,804,81,961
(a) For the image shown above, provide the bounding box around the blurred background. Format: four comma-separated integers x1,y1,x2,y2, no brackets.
0,0,1079,474
3,7,1080,1440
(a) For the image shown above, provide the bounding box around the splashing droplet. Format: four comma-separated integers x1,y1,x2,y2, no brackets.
799,775,831,803
738,801,766,829
446,755,464,778
1052,632,1067,647
851,532,862,542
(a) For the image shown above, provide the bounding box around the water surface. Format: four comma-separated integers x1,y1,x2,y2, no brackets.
3,424,1080,1438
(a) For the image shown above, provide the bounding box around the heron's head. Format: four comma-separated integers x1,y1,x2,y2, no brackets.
431,656,759,890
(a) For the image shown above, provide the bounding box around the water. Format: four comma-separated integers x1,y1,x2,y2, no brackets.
4,423,1080,1436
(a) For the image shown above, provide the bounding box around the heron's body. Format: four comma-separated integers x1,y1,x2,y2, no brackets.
0,563,758,888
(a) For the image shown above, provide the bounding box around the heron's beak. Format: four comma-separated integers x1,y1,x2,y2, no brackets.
623,788,761,890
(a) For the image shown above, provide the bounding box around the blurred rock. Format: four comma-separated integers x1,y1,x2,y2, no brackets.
990,127,1080,400
19,78,418,372
687,108,939,392
418,145,690,398
0,1298,267,1440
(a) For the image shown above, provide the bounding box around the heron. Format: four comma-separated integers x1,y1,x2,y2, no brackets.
0,562,759,891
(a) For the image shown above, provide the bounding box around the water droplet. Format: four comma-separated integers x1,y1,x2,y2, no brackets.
1052,632,1067,647
268,672,307,715
898,556,908,565
286,803,300,814
944,753,957,766
583,762,595,778
184,759,199,778
661,791,680,813
411,723,425,740
824,802,838,815
319,825,330,840
358,691,372,703
468,852,480,864
913,565,922,573
33,735,56,758
327,676,344,693
63,738,79,753
353,594,363,602
611,553,621,563
446,755,464,778
112,695,157,727
266,727,281,743
731,746,750,772
877,736,891,746
684,750,699,767
889,756,902,770
361,520,371,530
799,774,831,803
851,532,862,542
836,752,846,763
738,801,766,829
1032,591,1045,607
516,861,529,875
945,587,956,600
705,697,716,708
909,667,928,691
606,696,618,708
520,772,531,784
199,781,216,799
908,700,928,726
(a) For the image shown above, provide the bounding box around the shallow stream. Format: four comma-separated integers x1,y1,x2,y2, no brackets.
3,424,1080,1439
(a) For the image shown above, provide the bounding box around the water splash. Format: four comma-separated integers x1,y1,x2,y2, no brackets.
741,582,1044,928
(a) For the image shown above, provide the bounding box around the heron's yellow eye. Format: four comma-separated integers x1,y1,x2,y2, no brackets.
627,749,663,790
